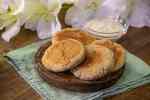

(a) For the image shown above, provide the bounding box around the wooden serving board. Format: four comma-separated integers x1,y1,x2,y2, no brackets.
35,41,124,92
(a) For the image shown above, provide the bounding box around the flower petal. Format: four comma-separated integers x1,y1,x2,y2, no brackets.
36,17,61,39
46,0,62,15
61,0,78,4
24,19,38,31
11,0,25,15
0,0,10,13
1,20,21,42
128,0,150,27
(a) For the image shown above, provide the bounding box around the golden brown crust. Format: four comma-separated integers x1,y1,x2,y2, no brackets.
52,28,96,45
42,28,125,81
92,39,126,72
42,39,85,72
72,44,115,80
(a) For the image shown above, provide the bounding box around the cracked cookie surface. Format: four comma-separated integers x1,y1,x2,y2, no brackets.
72,44,115,80
92,39,126,72
42,39,85,72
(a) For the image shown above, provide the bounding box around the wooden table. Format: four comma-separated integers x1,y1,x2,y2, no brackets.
0,27,150,100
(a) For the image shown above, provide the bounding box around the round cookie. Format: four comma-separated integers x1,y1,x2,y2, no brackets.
52,28,96,45
72,44,115,80
42,39,85,72
92,39,126,72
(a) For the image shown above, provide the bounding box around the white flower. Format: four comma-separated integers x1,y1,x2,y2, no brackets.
0,0,62,42
23,0,62,39
0,0,24,42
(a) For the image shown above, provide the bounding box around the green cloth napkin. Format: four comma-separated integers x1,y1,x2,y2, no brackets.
4,40,150,100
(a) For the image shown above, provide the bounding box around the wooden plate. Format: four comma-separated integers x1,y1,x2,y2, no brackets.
35,41,125,92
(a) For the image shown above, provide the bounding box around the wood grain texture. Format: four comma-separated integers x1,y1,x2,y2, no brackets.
0,27,150,100
0,56,41,100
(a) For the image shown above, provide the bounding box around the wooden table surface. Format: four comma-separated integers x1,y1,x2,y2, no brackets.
0,27,150,100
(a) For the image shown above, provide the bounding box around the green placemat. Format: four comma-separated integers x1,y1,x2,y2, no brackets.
4,40,150,100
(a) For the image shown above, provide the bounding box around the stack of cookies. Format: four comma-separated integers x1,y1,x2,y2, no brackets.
42,28,126,81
